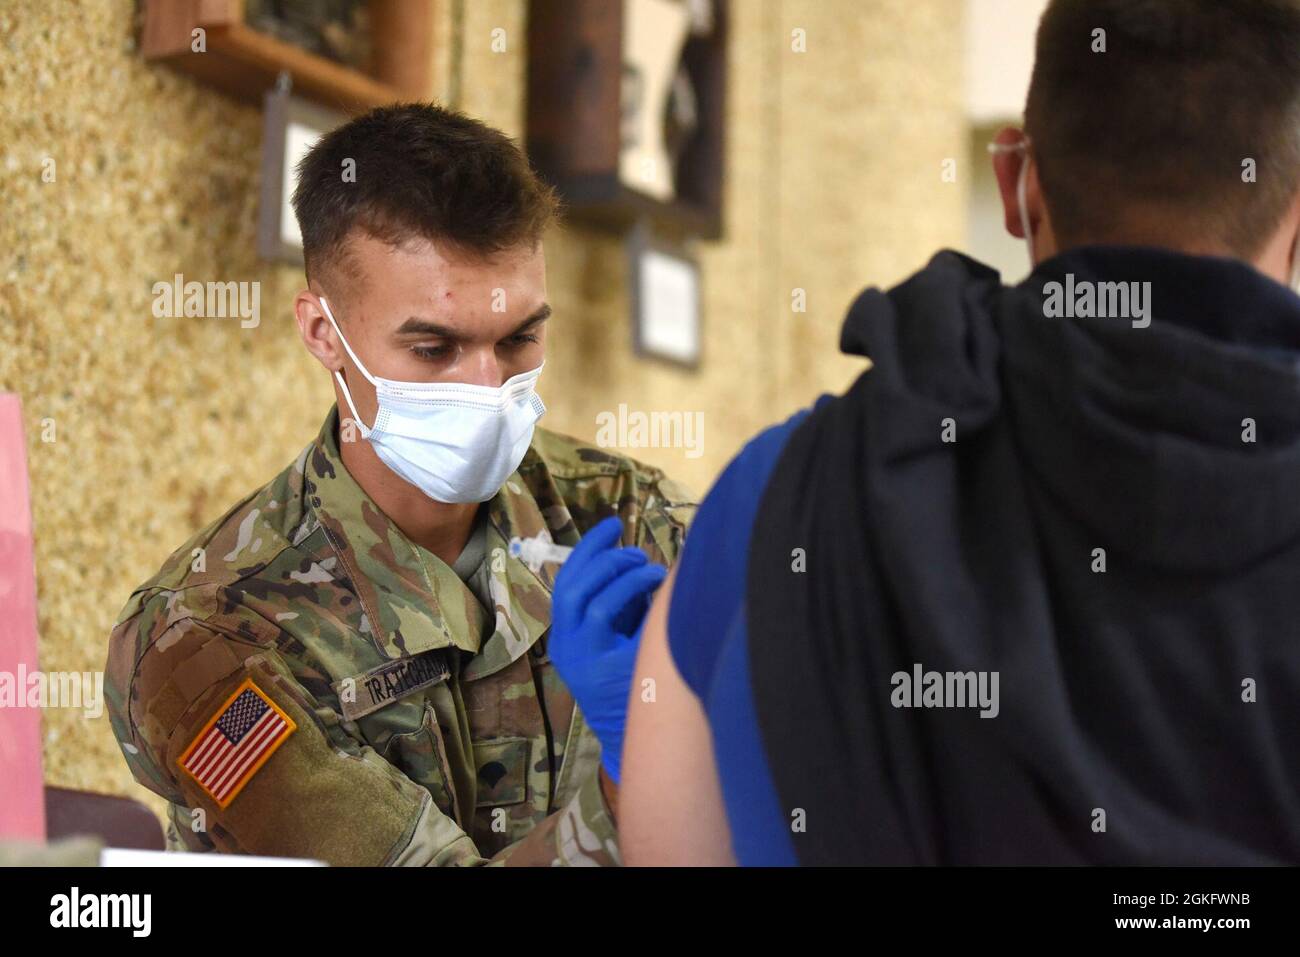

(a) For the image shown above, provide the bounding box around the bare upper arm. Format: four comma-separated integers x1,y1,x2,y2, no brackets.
621,565,736,865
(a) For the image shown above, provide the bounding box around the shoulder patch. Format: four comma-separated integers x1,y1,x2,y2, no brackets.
177,678,297,809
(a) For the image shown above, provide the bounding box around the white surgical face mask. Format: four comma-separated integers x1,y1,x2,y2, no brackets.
319,297,546,504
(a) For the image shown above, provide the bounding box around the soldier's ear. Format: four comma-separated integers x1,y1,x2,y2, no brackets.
294,290,345,373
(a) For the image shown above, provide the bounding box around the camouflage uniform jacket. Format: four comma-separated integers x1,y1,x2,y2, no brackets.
104,408,695,865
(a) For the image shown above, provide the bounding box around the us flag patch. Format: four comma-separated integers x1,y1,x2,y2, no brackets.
178,678,296,808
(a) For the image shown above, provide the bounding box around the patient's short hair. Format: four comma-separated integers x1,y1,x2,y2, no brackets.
1026,0,1300,256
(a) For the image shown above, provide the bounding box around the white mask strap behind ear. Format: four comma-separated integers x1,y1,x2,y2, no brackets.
988,137,1035,266
318,296,374,436
1289,230,1300,295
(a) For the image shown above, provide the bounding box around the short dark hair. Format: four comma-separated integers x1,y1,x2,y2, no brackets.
1025,0,1300,256
292,102,558,286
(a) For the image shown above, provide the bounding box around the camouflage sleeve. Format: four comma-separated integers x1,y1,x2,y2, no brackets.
630,473,698,567
101,616,590,868
496,764,620,866
391,759,620,867
106,617,611,866
164,800,219,853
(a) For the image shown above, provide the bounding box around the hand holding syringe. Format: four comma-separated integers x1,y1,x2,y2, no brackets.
509,529,655,574
537,515,667,785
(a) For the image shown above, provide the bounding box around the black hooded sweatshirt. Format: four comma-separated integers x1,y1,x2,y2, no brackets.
747,246,1300,864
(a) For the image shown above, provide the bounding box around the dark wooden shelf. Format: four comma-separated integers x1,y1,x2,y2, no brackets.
140,0,432,114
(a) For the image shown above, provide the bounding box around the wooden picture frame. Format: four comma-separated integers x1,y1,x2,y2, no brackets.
257,88,347,264
526,0,728,239
140,0,434,113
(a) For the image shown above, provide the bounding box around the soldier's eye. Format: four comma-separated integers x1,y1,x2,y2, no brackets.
502,333,540,349
411,344,452,360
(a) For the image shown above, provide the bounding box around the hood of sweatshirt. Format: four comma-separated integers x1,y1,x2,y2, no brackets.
840,245,1300,574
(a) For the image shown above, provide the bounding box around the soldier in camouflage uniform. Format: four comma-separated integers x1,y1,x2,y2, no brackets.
103,103,697,865
105,407,694,865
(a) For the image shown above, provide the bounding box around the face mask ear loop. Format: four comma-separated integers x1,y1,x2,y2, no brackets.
988,137,1035,265
319,296,376,437
1289,229,1300,295
1016,151,1033,263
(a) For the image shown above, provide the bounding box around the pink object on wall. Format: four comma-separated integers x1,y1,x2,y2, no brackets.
0,394,45,840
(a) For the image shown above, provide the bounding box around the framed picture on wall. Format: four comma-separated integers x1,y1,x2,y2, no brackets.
257,86,348,264
628,223,702,368
139,0,433,112
527,0,728,239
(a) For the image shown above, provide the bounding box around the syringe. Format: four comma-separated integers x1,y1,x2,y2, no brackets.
508,534,574,574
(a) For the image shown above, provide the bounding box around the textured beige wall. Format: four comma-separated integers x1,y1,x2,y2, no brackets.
0,0,965,812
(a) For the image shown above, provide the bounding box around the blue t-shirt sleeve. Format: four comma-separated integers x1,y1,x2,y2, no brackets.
668,403,815,703
665,402,824,866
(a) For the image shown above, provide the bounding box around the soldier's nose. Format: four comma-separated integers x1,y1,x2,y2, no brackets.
462,350,504,387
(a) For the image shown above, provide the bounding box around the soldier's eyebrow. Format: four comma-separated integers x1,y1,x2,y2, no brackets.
393,317,461,339
506,305,551,337
392,304,550,341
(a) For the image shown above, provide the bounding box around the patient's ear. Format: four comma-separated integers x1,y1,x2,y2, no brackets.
990,127,1058,262
294,290,345,373
1255,186,1300,286
990,126,1030,239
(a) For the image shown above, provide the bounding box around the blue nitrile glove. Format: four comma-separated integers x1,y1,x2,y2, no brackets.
548,516,668,784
